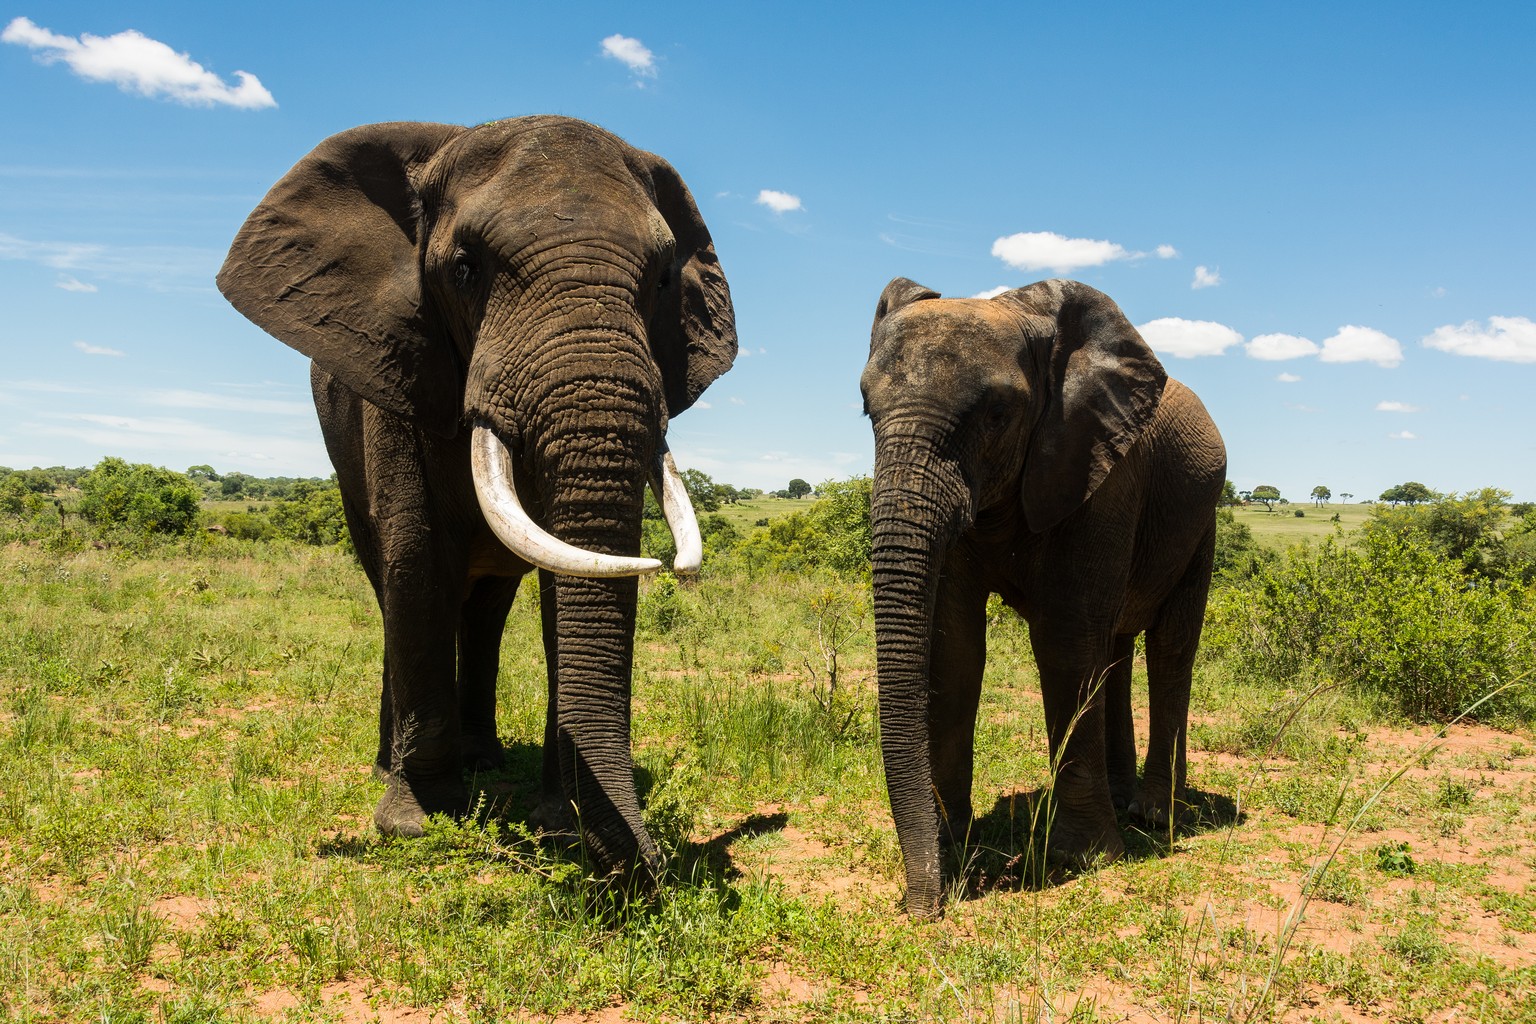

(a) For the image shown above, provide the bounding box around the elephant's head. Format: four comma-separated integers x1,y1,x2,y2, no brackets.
217,116,735,575
860,277,1165,917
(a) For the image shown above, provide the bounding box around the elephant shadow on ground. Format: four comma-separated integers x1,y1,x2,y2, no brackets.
947,785,1242,900
317,740,790,891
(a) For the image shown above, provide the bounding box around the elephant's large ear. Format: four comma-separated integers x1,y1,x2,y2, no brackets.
999,279,1167,533
870,278,940,349
632,151,738,418
217,122,467,437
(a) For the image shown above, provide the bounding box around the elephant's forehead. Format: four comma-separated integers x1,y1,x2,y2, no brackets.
881,300,1022,361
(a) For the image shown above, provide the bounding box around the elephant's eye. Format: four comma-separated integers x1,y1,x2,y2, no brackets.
983,401,1010,431
452,250,478,289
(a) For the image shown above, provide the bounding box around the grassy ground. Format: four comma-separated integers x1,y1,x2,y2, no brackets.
2,535,1533,1022
1236,503,1375,549
709,496,808,532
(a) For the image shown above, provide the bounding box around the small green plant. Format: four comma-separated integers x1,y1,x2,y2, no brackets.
1374,841,1416,876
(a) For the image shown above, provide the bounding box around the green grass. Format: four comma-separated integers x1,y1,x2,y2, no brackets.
2,532,1534,1022
1235,502,1375,548
709,495,807,532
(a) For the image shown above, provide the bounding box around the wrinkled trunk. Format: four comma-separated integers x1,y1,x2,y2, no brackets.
471,309,667,877
871,438,971,919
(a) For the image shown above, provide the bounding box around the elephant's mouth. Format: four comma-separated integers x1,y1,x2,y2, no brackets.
469,420,702,577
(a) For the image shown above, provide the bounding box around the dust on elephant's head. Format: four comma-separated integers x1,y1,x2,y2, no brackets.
217,116,736,445
862,277,1166,532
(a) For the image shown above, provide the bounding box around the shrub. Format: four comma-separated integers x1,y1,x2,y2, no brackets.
76,458,201,536
1207,529,1535,724
736,477,871,580
266,480,349,547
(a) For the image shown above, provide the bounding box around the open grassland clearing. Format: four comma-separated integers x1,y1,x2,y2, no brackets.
2,534,1534,1023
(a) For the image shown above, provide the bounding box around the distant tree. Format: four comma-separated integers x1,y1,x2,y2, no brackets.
1380,481,1435,508
1238,489,1253,504
679,468,721,512
186,464,220,482
1310,485,1331,507
1250,485,1282,512
1339,492,1354,503
787,478,812,499
1219,480,1240,507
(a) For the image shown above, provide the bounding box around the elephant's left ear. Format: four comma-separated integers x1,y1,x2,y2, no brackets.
631,151,738,418
1000,280,1167,532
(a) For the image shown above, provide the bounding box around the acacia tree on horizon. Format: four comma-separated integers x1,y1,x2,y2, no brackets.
1251,484,1282,511
1311,485,1331,507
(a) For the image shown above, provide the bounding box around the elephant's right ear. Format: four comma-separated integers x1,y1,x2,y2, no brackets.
1000,279,1167,533
870,278,940,348
217,122,466,436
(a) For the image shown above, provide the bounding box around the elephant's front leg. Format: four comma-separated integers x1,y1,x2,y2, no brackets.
1103,634,1138,812
1029,624,1125,867
374,572,468,837
927,565,990,847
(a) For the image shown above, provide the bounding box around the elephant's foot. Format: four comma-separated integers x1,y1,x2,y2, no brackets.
528,793,578,839
1108,773,1137,815
373,774,470,838
1128,783,1190,831
1043,816,1125,870
460,731,506,773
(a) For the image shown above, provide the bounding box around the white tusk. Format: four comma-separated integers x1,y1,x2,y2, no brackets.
471,422,663,578
650,444,703,575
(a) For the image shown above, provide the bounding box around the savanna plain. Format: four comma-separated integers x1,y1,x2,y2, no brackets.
3,472,1535,1023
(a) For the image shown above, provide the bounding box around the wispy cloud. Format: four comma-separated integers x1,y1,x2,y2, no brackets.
1276,372,1302,383
1375,400,1420,413
1136,317,1243,358
1246,333,1319,361
756,189,803,214
600,34,655,79
1423,316,1536,363
972,285,1010,300
142,389,312,416
56,274,96,292
1191,265,1221,289
1155,245,1179,259
1319,325,1403,368
2,17,275,108
1389,431,1418,441
73,341,124,357
0,230,217,290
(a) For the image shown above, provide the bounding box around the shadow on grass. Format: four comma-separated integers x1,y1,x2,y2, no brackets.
948,785,1242,900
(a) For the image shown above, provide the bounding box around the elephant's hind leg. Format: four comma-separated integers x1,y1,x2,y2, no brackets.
1103,634,1138,813
457,575,522,772
1131,541,1214,829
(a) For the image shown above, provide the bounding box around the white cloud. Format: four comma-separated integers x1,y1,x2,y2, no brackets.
1319,325,1403,368
1430,286,1447,298
1389,431,1418,441
73,341,124,357
1135,317,1243,358
1155,245,1179,260
1191,265,1221,289
1276,372,1302,383
692,400,712,410
600,34,655,77
1375,400,1420,413
729,396,746,405
972,285,1010,300
1422,316,1536,363
142,389,311,416
991,231,1132,273
2,17,275,108
56,274,96,292
756,189,803,214
1246,333,1319,361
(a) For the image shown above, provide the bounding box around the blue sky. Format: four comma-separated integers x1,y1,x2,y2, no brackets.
2,2,1532,501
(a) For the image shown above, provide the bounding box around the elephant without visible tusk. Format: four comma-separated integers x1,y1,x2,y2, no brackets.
470,421,704,578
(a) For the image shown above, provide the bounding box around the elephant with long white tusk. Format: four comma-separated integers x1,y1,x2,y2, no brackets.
218,116,736,880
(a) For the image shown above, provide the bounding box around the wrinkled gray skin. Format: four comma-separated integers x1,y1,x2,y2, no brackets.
861,277,1225,918
217,117,735,880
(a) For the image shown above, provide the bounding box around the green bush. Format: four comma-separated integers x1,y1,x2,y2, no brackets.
1206,529,1535,724
735,477,870,580
76,458,201,536
266,480,350,548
